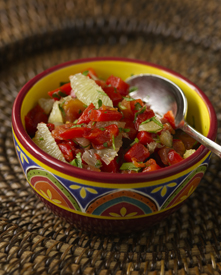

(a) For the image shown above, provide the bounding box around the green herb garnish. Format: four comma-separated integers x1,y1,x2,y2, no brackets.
134,102,142,110
58,103,66,117
39,137,44,141
112,135,116,150
97,90,107,96
82,70,89,76
122,96,136,102
71,124,84,128
95,160,102,168
119,127,130,133
118,102,127,110
129,86,138,93
134,106,146,123
103,142,108,147
120,162,141,172
60,81,69,86
52,93,60,99
98,99,102,108
130,137,139,146
70,152,82,168
58,91,67,97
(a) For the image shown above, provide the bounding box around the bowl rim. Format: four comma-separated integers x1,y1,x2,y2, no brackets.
12,57,217,184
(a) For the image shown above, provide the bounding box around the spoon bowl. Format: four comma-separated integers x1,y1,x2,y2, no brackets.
127,73,221,158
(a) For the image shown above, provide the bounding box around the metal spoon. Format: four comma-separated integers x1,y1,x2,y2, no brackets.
126,74,221,157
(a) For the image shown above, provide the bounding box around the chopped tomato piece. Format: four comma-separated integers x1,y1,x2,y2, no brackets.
158,147,183,166
173,139,186,156
81,68,98,79
47,123,55,132
130,99,144,114
175,129,197,150
102,86,122,106
158,147,171,165
142,159,161,172
63,98,86,123
25,104,48,137
118,98,133,119
163,110,175,129
101,158,119,173
95,79,106,88
122,118,137,140
135,109,155,130
48,83,72,100
89,109,122,122
59,127,90,139
106,75,129,96
77,103,95,124
137,131,154,145
168,149,183,165
124,143,150,162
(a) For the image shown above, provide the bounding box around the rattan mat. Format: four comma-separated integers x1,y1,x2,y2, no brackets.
1,0,221,274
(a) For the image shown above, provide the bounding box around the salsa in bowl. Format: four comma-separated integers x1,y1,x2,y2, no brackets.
12,57,217,234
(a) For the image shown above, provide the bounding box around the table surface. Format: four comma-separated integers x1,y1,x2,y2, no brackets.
1,0,221,274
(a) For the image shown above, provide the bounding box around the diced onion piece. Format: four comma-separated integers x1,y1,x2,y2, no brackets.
147,141,158,153
70,73,113,108
48,101,63,124
48,96,71,124
139,120,163,133
75,137,90,149
159,130,173,148
33,123,66,163
83,134,123,166
183,149,196,159
38,98,54,115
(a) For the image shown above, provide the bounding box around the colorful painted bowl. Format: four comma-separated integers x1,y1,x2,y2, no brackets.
12,57,217,235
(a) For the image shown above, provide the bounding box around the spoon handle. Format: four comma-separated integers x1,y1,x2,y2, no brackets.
181,122,221,158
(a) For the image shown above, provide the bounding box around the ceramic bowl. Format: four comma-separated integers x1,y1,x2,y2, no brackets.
12,57,217,235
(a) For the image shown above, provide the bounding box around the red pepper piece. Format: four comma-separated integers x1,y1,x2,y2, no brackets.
142,159,161,172
168,149,183,165
59,127,90,139
136,131,154,145
124,142,150,162
25,104,48,137
163,110,175,129
48,83,72,100
77,103,95,124
106,75,129,96
89,109,122,122
84,124,119,149
83,128,104,140
58,142,74,162
102,86,122,106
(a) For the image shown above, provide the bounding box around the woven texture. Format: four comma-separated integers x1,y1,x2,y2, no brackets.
1,0,221,274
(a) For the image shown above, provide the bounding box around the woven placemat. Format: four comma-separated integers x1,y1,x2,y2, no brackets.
1,0,221,274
